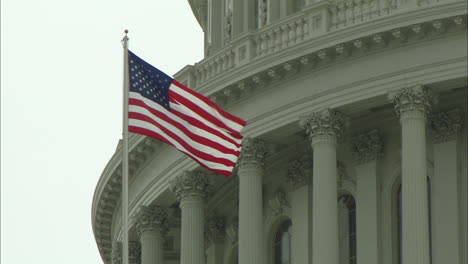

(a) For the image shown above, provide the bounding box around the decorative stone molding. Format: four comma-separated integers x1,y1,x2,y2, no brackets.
286,155,312,189
300,109,347,143
133,205,168,236
337,162,355,188
128,241,141,264
351,129,384,164
205,215,226,247
388,85,435,118
268,189,291,216
170,171,210,200
238,138,270,170
111,241,122,264
429,109,462,143
226,219,239,245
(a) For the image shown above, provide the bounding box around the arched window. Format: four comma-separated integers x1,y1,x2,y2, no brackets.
274,219,292,264
338,195,357,264
395,177,432,264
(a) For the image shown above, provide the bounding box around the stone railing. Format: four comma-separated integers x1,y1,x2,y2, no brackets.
255,11,311,57
181,0,463,88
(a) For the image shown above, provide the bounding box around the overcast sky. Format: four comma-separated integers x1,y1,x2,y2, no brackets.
1,1,204,263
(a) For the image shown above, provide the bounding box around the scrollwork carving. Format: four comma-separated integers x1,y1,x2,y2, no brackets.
170,171,210,200
133,205,168,237
351,129,384,164
238,138,270,170
388,85,434,119
300,109,347,144
429,109,462,143
286,155,312,189
268,189,290,216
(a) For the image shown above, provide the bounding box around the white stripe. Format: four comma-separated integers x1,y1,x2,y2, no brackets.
130,92,242,147
170,84,244,133
129,104,239,163
170,102,243,145
129,119,236,172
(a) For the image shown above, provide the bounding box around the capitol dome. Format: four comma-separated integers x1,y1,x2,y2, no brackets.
92,1,467,263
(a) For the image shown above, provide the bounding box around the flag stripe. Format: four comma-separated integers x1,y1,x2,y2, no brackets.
129,92,242,147
128,118,236,167
169,100,243,142
173,80,246,128
128,126,234,176
128,102,240,159
170,82,245,133
169,89,241,137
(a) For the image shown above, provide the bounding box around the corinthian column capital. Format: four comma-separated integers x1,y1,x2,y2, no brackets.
133,205,168,236
351,129,384,164
300,109,347,144
388,85,435,120
429,109,462,143
238,138,269,171
170,171,210,200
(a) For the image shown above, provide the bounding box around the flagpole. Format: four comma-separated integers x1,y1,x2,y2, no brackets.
121,29,130,264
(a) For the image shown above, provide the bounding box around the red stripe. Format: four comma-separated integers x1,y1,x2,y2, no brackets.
129,126,233,177
172,80,247,127
129,98,241,154
169,90,242,137
170,107,243,144
129,112,236,167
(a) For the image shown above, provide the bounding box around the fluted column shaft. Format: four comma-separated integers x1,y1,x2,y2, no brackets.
300,109,346,264
180,195,205,264
312,136,339,264
389,85,433,264
134,205,167,264
170,171,210,264
238,138,269,264
401,109,430,264
140,229,164,264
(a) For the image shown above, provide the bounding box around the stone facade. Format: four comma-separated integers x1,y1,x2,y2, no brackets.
92,1,468,263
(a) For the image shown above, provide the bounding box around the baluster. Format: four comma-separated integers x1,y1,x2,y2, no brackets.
338,2,346,28
260,34,268,56
274,28,282,51
354,0,363,22
302,17,309,39
346,1,355,25
280,25,288,48
230,51,236,68
267,31,275,54
288,22,297,46
296,19,304,42
330,5,339,29
362,0,371,21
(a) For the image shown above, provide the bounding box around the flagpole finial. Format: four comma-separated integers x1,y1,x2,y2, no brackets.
122,29,129,46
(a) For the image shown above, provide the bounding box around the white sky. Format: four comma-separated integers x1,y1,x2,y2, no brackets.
1,1,204,263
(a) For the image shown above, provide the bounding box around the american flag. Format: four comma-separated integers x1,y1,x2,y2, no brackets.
127,51,246,176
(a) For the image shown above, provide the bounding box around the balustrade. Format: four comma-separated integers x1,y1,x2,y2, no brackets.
189,0,460,87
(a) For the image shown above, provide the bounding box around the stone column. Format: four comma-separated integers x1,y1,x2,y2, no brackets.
351,129,383,264
286,155,312,264
205,215,226,264
170,171,210,264
429,109,462,264
389,85,434,264
237,138,269,264
300,109,346,264
134,205,168,264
